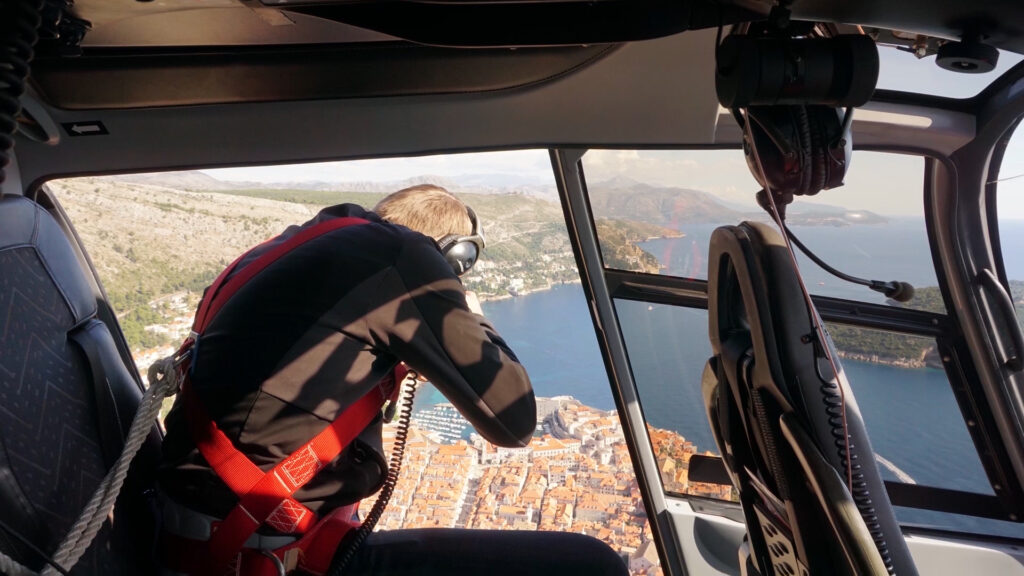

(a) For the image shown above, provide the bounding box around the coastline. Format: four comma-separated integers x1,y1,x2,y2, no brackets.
476,280,946,373
476,277,582,303
834,350,941,370
644,231,686,241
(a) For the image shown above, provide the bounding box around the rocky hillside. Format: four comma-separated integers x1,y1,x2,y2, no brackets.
587,177,741,226
48,178,319,348
51,178,317,301
48,177,672,354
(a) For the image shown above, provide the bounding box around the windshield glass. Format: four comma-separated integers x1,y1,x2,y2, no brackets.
47,150,670,575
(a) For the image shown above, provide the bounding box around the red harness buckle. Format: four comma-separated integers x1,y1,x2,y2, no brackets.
161,504,360,576
271,504,362,576
186,380,392,573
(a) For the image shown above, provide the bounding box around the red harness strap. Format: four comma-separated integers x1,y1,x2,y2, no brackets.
171,216,407,574
196,380,394,570
161,504,359,576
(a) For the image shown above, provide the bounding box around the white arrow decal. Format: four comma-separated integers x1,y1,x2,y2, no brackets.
71,124,102,134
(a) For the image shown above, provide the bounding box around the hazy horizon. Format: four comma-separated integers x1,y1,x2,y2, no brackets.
196,148,981,218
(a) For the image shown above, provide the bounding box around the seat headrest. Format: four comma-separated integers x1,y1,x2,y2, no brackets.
707,221,821,412
706,220,917,576
0,195,97,325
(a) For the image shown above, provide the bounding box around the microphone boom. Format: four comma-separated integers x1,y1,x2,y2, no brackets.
785,224,916,303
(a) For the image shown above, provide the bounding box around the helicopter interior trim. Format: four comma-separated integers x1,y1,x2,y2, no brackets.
5,0,1024,575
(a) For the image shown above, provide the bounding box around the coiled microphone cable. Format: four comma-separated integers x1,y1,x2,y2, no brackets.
0,0,44,185
328,370,419,576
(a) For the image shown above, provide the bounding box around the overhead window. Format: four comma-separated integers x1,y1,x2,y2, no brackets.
873,43,1023,99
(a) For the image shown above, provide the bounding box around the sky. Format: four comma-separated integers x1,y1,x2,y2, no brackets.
202,47,1024,219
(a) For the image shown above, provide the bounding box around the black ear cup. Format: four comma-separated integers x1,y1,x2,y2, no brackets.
437,205,485,277
741,105,850,200
442,239,480,276
742,105,804,196
810,105,850,192
805,106,827,195
794,105,814,196
807,105,850,194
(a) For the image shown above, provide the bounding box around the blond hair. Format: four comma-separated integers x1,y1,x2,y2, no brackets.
373,185,472,240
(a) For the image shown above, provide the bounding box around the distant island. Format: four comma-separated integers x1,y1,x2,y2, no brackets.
828,323,944,369
586,177,888,228
829,281,1024,370
827,285,948,370
783,209,888,226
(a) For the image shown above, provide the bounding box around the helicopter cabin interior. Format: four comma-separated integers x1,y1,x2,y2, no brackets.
2,0,1024,575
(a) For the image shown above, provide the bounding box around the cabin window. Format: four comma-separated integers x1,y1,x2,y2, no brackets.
583,149,940,312
613,301,734,500
580,148,1024,538
46,150,664,576
824,324,993,494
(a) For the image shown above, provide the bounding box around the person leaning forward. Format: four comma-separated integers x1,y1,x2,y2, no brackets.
157,185,628,575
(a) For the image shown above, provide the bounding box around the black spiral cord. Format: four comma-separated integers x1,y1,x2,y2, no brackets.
328,374,418,576
821,380,895,575
0,6,57,573
0,0,44,186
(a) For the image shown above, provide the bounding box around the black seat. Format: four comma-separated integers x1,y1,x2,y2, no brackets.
702,221,918,576
0,195,160,574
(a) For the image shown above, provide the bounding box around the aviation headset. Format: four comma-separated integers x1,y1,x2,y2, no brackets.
437,205,485,276
741,104,852,202
715,31,871,206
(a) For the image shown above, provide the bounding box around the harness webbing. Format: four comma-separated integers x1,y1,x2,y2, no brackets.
194,380,395,570
173,216,402,574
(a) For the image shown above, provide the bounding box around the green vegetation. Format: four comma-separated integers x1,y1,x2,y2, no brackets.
826,286,946,368
828,282,1024,369
119,307,172,349
58,179,671,356
104,262,220,352
594,219,667,273
827,323,940,368
899,285,946,315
